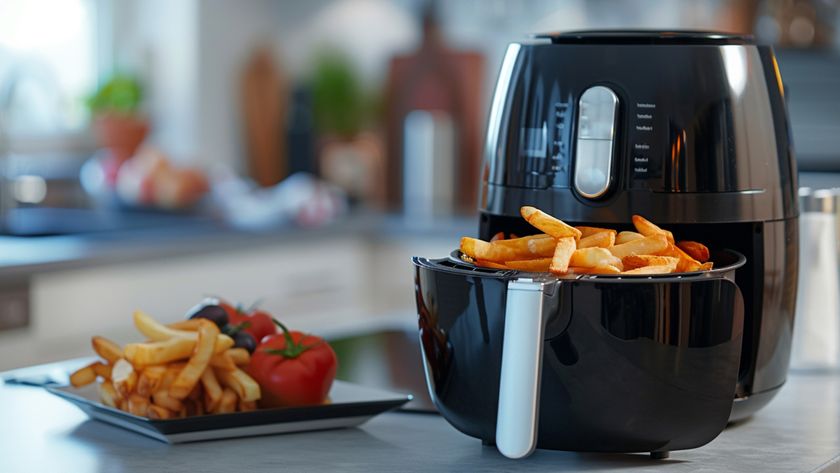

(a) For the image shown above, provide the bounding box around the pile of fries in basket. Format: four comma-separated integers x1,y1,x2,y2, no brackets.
460,206,713,275
70,311,260,419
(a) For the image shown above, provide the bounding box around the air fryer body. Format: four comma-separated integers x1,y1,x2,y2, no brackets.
478,31,798,420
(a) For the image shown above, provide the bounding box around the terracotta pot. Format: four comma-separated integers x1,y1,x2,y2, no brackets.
93,113,149,164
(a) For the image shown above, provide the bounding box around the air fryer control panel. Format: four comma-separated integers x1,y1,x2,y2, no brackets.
480,41,796,223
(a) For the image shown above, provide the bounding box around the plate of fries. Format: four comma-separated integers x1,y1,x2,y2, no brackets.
47,312,411,443
459,206,716,276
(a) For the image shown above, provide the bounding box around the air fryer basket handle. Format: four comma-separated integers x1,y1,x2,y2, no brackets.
496,279,552,459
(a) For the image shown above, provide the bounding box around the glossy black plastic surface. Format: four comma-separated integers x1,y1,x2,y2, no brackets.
537,30,754,45
414,254,745,452
480,41,797,224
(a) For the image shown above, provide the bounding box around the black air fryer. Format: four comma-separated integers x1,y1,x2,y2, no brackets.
412,31,798,459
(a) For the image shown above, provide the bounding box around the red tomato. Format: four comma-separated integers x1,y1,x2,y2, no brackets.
247,323,337,408
218,301,276,342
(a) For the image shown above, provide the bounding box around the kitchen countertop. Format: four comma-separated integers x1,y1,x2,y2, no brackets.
0,212,473,279
2,360,840,472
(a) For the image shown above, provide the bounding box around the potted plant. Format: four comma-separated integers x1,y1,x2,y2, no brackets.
86,74,148,184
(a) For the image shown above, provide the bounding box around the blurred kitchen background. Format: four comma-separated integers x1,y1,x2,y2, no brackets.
1,0,839,404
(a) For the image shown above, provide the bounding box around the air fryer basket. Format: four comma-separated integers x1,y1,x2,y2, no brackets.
414,249,745,454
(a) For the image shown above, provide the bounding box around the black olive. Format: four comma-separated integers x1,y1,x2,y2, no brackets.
233,331,257,353
186,304,228,328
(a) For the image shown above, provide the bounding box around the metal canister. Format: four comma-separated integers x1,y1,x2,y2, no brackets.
791,188,840,371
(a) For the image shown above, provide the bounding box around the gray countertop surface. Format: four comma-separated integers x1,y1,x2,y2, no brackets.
0,212,473,279
2,360,840,472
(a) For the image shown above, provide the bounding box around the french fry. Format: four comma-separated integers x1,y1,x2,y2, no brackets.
147,404,173,420
578,231,615,249
622,255,680,271
169,320,219,400
127,394,150,416
216,388,238,414
632,215,674,244
658,243,702,272
491,234,552,248
134,310,234,347
615,231,644,245
91,336,123,364
91,361,112,381
490,232,505,242
609,235,669,259
569,264,622,275
239,400,257,412
570,247,622,269
504,258,552,272
152,390,184,412
474,260,508,270
112,358,137,398
124,337,195,367
98,381,118,408
227,348,250,366
201,369,224,412
167,320,203,331
215,367,261,403
575,226,616,238
521,206,582,239
622,264,676,275
549,237,576,275
677,241,710,262
136,366,167,396
700,262,714,271
461,237,555,263
210,351,238,372
69,363,98,388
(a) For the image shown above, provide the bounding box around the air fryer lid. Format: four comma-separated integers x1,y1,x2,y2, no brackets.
535,29,754,45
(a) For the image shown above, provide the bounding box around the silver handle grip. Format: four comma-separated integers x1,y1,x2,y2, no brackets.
495,279,548,459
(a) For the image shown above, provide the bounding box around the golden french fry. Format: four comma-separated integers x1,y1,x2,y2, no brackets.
569,264,622,275
215,367,261,403
609,235,669,259
69,363,98,388
474,260,508,270
91,361,112,381
239,400,257,412
201,368,223,412
632,215,674,244
461,236,556,262
98,381,118,408
549,237,576,275
169,320,218,400
622,264,676,275
578,231,615,249
490,232,505,242
622,255,680,271
615,231,644,245
521,206,582,239
147,404,173,420
152,390,184,412
134,310,234,347
91,336,123,364
124,337,194,367
700,262,714,271
504,258,552,272
167,320,203,331
227,348,250,366
575,226,616,238
112,358,137,398
127,394,149,416
491,234,552,248
658,243,702,272
677,241,710,263
570,247,623,269
136,366,167,396
210,352,237,372
216,388,237,414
